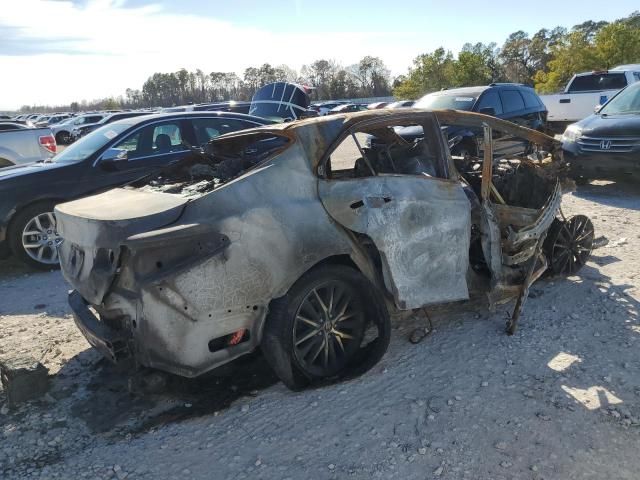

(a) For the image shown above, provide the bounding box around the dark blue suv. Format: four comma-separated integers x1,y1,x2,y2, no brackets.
412,83,548,157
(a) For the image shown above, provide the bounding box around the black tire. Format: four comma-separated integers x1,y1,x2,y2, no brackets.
543,216,594,276
55,131,70,145
261,264,391,390
8,201,62,270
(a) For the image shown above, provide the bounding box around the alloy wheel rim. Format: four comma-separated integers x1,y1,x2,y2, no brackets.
550,215,594,275
22,212,62,265
293,281,364,377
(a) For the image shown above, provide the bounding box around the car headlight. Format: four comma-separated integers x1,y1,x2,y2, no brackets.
562,124,582,143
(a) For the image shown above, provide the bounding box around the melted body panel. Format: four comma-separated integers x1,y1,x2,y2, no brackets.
319,175,470,308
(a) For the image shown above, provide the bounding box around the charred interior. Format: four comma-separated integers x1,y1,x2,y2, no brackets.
134,131,291,196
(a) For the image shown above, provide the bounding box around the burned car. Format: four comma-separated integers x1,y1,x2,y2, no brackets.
55,109,596,389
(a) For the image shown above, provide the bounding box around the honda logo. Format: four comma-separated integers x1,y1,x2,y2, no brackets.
600,140,612,150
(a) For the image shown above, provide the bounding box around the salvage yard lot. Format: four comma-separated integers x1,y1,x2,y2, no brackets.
1,181,640,479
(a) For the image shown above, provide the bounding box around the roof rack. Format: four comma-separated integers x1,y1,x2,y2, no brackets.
488,82,529,87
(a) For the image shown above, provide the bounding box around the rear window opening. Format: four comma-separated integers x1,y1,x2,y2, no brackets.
134,132,291,196
568,73,627,92
324,119,449,180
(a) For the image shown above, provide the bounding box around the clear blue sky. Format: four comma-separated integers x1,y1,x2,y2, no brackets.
0,0,638,109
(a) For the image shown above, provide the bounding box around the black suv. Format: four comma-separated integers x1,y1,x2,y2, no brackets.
412,83,548,157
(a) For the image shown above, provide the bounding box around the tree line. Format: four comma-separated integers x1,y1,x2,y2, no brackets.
19,57,393,112
394,11,640,98
18,11,640,113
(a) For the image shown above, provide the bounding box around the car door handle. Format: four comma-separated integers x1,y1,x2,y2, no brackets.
350,196,393,209
559,99,570,104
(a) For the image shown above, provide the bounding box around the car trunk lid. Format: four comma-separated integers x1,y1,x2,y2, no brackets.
55,188,189,304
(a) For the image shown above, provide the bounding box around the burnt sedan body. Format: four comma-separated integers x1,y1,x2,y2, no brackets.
56,110,594,389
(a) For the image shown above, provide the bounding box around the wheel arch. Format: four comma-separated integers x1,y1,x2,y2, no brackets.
6,197,65,239
261,255,392,389
266,236,390,318
54,130,71,143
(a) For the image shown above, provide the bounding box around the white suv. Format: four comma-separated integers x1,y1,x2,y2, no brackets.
51,114,108,144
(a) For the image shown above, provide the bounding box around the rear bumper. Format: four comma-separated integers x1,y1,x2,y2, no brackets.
68,290,129,363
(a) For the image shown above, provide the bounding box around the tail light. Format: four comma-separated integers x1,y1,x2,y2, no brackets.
39,134,57,154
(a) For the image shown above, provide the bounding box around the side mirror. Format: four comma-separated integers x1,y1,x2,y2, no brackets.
99,148,128,170
594,104,602,113
479,107,496,116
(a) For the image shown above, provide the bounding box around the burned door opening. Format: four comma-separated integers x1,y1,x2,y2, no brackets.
318,115,471,309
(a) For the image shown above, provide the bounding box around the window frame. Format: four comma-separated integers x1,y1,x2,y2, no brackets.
109,119,190,162
318,114,454,182
476,90,504,115
520,89,542,109
499,90,526,114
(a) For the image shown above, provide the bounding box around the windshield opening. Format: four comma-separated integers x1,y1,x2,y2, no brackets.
51,123,131,163
414,93,478,111
600,83,640,115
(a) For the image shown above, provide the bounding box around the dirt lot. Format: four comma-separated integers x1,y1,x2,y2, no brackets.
1,180,639,480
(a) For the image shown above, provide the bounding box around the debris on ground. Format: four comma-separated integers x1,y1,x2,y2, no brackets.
0,356,49,407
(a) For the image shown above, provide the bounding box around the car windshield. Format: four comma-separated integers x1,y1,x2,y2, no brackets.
414,93,479,110
600,82,640,115
50,123,131,163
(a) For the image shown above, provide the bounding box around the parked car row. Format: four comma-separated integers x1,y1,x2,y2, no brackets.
309,99,415,116
4,110,162,145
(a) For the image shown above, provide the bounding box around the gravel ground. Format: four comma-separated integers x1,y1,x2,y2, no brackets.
1,180,639,479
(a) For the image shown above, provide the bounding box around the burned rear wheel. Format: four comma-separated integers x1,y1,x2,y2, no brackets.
262,264,390,390
544,215,594,275
292,279,365,378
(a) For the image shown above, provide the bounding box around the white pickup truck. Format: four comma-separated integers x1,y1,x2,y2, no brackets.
0,125,57,167
540,65,640,133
